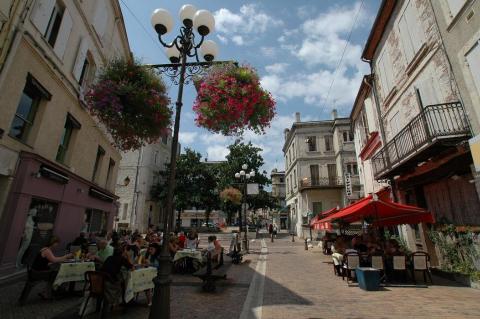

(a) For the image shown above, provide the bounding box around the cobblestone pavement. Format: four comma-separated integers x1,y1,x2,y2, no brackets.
3,232,480,319
262,237,480,319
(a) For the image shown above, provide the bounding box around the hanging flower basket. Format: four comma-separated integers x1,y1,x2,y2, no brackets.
193,63,276,136
86,58,172,151
220,187,242,205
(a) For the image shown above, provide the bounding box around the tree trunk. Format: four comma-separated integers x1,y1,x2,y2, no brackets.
176,209,182,232
205,209,211,228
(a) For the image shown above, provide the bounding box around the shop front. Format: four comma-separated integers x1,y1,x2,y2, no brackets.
0,152,118,276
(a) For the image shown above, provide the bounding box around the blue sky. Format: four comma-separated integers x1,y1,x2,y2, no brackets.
120,0,381,173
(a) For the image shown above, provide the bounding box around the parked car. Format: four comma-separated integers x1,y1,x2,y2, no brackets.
201,222,219,231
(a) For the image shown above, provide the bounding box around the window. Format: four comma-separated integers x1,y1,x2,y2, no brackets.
312,202,323,214
84,209,107,234
294,169,297,187
346,163,358,175
310,165,319,185
307,136,317,151
56,114,80,163
105,159,115,188
398,0,424,64
446,0,467,18
279,177,285,183
466,41,480,94
9,75,51,142
122,203,128,220
359,110,370,146
325,135,333,151
45,2,64,47
92,146,105,182
343,131,353,142
377,49,395,98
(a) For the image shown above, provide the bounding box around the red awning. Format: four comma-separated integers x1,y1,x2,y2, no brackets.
317,193,434,227
310,207,338,231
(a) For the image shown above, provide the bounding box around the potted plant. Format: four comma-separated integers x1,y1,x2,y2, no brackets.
193,63,276,136
86,58,172,151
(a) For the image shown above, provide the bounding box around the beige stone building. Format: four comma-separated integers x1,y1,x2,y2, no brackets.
283,112,361,237
0,0,130,275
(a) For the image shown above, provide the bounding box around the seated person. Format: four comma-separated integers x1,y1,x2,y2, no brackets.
331,238,346,275
168,236,179,258
213,236,223,263
203,236,221,263
177,231,186,249
352,236,368,253
32,236,73,299
185,231,198,249
88,239,113,264
100,246,134,306
140,243,160,306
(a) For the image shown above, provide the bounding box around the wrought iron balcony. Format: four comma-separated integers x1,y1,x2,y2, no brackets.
372,102,471,179
299,176,344,190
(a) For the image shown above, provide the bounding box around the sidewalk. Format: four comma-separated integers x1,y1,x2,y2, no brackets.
261,236,480,319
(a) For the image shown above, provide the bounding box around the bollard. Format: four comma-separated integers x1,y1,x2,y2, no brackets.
291,233,295,242
271,233,274,243
304,238,308,250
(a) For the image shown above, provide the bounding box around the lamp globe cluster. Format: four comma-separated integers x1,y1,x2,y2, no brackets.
151,4,218,63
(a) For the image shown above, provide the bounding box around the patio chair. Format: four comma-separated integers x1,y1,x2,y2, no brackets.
411,251,433,284
80,271,108,319
342,252,360,282
392,255,408,282
370,254,386,282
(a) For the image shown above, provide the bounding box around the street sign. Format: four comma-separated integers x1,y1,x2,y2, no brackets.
345,173,352,197
247,183,259,195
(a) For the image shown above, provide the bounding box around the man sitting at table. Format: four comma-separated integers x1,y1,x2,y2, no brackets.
88,240,113,264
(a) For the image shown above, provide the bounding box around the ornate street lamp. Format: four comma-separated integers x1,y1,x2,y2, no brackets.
148,5,232,318
235,164,255,252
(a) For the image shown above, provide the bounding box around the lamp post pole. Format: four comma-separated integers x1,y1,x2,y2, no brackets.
235,165,255,253
148,5,229,318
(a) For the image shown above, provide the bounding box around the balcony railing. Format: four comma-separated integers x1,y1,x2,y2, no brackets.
372,102,471,178
299,176,344,189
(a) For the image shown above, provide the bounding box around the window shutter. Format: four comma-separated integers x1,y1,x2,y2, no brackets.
398,14,414,62
93,0,108,38
466,42,480,94
31,0,56,35
447,0,466,17
405,1,424,53
73,38,88,81
53,8,72,59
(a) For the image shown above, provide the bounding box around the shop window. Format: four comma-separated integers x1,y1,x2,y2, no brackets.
84,209,107,234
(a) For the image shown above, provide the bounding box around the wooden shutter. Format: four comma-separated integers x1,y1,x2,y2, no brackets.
466,42,480,94
73,38,88,81
31,0,56,35
405,1,424,54
398,13,414,62
93,0,108,38
53,8,72,59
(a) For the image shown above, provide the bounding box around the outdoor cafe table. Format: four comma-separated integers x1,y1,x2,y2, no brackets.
53,261,95,289
173,249,204,264
124,266,157,303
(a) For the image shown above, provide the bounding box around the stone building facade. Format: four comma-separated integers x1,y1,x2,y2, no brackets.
283,112,361,237
0,0,130,275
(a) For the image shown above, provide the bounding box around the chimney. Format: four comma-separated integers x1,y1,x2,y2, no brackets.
295,112,301,122
331,109,338,120
284,128,290,140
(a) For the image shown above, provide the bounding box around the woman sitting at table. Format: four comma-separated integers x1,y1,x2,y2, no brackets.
101,246,134,307
185,230,199,249
32,236,73,300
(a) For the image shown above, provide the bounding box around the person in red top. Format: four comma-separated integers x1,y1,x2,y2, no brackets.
177,231,186,249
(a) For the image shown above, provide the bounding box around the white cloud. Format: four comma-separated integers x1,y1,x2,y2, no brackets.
260,46,277,58
232,35,244,46
265,63,289,74
179,132,198,145
216,34,228,44
206,145,229,161
213,4,282,45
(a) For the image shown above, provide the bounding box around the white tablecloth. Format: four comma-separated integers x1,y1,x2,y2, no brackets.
53,261,95,288
173,249,204,264
124,267,157,302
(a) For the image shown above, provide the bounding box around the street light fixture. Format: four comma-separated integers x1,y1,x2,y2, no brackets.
148,4,231,318
235,164,253,252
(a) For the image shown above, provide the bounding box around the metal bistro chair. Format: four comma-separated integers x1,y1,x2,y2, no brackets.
392,254,409,282
80,271,108,319
370,254,386,282
411,251,433,285
342,252,360,283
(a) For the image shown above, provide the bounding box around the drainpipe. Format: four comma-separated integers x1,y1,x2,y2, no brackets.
130,148,143,230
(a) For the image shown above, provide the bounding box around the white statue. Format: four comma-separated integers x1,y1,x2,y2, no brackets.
16,208,37,268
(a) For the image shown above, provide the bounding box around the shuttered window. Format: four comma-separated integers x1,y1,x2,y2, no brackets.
465,41,480,95
446,0,467,18
398,0,425,64
93,0,108,38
